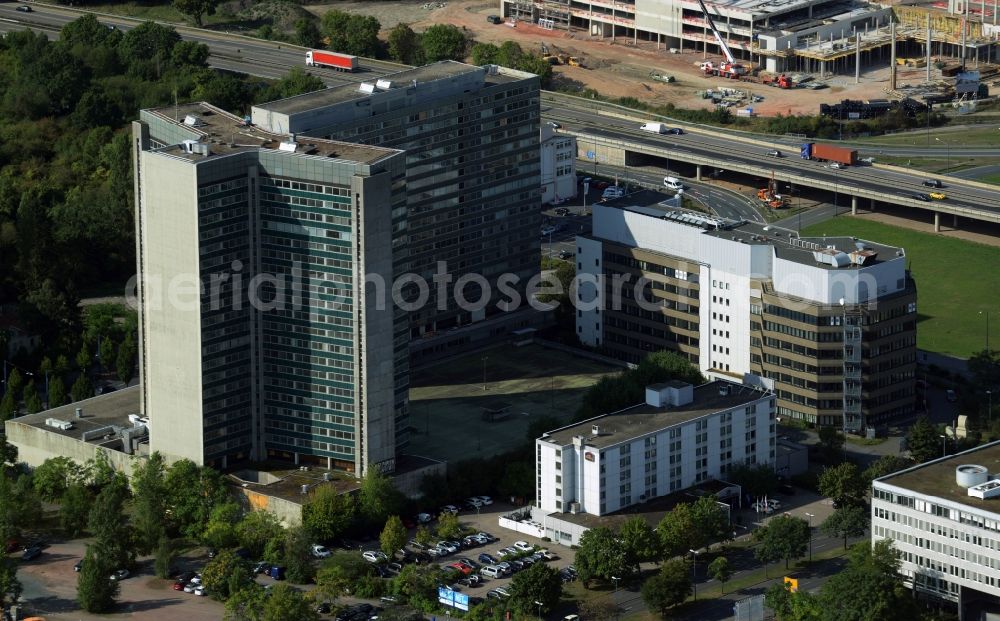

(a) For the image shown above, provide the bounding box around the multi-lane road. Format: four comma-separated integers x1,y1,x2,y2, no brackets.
4,3,999,225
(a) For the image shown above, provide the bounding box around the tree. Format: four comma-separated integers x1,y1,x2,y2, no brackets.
574,527,627,586
202,548,254,601
98,337,114,372
708,556,733,594
171,40,210,68
48,374,67,408
420,24,466,62
619,516,661,573
436,511,462,540
657,496,727,558
509,562,562,616
863,455,912,485
256,68,325,104
76,345,92,373
641,559,691,616
754,515,810,569
387,24,422,64
302,485,355,543
413,525,434,548
88,475,133,571
263,582,320,621
77,545,119,612
116,332,136,384
154,537,175,579
203,502,242,550
224,585,267,621
164,459,229,538
55,355,70,375
294,18,323,49
0,392,15,421
6,369,23,400
815,539,917,621
172,0,220,27
906,415,940,464
33,456,82,501
0,438,16,474
0,549,21,612
322,11,381,58
61,483,93,537
766,581,821,621
727,463,779,498
817,425,845,458
821,505,868,549
470,42,499,66
968,349,1000,391
71,373,93,402
236,511,285,559
358,468,404,526
315,551,374,599
380,515,407,557
22,380,41,414
817,462,867,508
284,526,315,584
131,451,167,554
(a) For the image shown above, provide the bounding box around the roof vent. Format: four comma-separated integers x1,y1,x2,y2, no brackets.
183,114,202,127
591,425,600,436
957,464,990,487
969,479,1000,499
719,384,732,396
322,472,331,481
75,407,83,419
45,418,74,431
278,141,297,153
301,484,309,495
375,79,392,90
359,83,376,94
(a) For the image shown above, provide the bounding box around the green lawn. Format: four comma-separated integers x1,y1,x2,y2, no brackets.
983,173,1000,186
800,217,998,358
854,125,1000,147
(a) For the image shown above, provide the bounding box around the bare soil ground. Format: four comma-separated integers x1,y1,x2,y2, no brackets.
305,0,917,116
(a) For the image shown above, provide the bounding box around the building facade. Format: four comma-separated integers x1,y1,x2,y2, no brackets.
540,124,577,205
536,379,775,516
873,442,1000,617
576,202,916,432
251,62,542,337
133,102,408,474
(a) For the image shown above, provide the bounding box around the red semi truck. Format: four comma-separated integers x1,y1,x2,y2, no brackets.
305,50,359,72
800,143,858,166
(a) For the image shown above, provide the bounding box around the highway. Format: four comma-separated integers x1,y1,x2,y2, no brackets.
3,3,1000,225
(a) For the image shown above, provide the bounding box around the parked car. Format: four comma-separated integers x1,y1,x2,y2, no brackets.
172,580,186,591
486,589,507,600
386,562,403,575
479,553,498,565
440,505,459,515
464,497,484,508
183,582,198,593
362,550,387,563
554,207,570,216
194,585,208,596
494,586,512,598
477,532,496,542
312,544,332,559
21,547,41,561
513,541,534,552
541,225,557,236
416,513,433,524
110,569,129,581
253,560,270,574
316,602,332,614
437,541,459,554
74,559,84,572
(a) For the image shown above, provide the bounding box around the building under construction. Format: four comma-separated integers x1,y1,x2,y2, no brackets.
500,0,1000,78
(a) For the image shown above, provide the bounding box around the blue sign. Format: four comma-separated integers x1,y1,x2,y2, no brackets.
586,150,596,159
438,587,470,611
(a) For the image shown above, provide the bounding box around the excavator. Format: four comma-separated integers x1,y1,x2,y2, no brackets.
696,0,747,79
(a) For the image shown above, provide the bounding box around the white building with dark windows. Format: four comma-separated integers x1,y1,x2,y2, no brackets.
540,124,577,205
535,379,775,517
872,441,1000,618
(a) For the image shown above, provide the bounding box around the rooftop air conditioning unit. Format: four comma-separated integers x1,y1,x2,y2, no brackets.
569,502,580,514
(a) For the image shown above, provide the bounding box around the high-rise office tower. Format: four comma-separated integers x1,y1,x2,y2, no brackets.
133,102,408,474
252,61,542,337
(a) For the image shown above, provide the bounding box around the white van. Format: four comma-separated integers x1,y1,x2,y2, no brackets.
480,565,503,578
664,176,684,190
640,122,667,134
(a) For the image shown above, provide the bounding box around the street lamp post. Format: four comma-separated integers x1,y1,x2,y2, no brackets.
805,513,815,562
482,355,488,391
935,137,951,168
611,575,620,593
534,600,544,620
940,434,948,458
689,549,700,601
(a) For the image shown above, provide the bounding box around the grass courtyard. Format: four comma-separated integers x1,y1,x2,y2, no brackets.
800,216,997,358
407,344,622,463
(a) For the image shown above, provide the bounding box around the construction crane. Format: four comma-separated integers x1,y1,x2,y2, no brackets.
696,0,747,79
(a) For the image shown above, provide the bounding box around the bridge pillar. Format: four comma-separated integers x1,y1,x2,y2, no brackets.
953,214,959,229
934,212,941,232
851,195,857,215
871,197,875,212
696,164,703,181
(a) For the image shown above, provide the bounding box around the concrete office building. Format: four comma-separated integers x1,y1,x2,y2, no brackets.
536,379,775,516
251,62,542,337
873,441,1000,618
540,124,577,205
133,102,409,474
576,201,916,432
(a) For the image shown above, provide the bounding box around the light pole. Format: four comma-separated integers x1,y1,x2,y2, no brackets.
534,600,544,619
805,513,815,562
689,549,700,601
482,355,488,391
611,575,620,593
940,434,948,458
935,137,951,168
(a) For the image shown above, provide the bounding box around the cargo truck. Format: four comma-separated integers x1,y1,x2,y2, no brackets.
800,143,857,166
305,50,359,72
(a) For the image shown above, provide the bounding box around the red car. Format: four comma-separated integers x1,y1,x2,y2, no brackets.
448,562,472,576
594,181,610,190
172,581,186,591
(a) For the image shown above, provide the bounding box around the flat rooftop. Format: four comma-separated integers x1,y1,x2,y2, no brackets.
8,386,141,445
683,0,853,17
878,442,1000,514
255,61,482,116
607,201,903,270
146,102,401,164
541,380,771,449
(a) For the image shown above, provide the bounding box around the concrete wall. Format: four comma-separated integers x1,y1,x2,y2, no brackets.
4,420,138,476
235,487,305,527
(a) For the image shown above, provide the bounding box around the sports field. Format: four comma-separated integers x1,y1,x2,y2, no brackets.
407,344,622,463
801,216,998,358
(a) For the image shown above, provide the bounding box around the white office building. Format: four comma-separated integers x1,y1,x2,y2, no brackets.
540,124,577,205
535,379,775,516
873,441,1000,618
